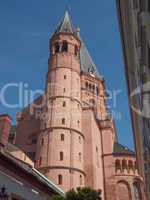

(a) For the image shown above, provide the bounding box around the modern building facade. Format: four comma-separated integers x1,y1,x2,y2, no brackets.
15,11,146,200
117,0,150,199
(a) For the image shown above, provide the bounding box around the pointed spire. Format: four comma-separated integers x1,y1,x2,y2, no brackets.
55,11,74,34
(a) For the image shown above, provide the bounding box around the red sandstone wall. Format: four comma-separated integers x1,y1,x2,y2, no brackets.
82,108,104,199
15,96,42,160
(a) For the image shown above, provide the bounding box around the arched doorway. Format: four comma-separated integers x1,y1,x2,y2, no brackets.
117,181,131,200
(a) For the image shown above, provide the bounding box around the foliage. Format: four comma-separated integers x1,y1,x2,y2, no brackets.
49,187,102,200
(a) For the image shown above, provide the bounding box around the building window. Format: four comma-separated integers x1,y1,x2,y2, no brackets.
122,159,128,171
115,159,121,172
61,134,64,141
77,120,80,127
89,84,92,90
75,45,78,56
60,151,64,161
63,101,66,107
85,82,88,88
62,118,65,125
96,87,99,95
63,88,66,93
64,75,67,79
41,138,44,146
128,160,134,171
62,41,68,52
80,175,83,185
96,146,98,152
89,99,96,107
133,0,138,9
92,85,95,91
39,157,42,166
148,0,150,13
79,153,81,162
58,175,63,185
79,136,81,143
31,138,37,144
0,186,9,200
55,42,60,53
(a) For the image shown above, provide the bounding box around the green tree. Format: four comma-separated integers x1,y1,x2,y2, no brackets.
49,187,102,200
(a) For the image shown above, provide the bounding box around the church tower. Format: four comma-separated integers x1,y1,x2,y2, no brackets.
35,11,117,194
15,10,146,200
35,11,85,191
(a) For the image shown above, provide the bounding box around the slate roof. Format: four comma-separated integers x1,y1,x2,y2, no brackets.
54,11,102,79
113,142,135,155
0,148,64,196
55,11,74,34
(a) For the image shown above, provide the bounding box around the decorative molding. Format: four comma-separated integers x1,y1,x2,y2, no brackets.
39,166,86,176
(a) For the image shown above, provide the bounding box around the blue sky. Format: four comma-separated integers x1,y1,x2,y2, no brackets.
0,0,134,149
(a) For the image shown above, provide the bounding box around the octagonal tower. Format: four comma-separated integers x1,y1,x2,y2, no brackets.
35,11,85,191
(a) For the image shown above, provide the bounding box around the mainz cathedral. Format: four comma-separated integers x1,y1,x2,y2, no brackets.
15,11,145,200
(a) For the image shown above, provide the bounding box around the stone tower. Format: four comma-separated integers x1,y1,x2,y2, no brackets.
35,11,85,191
34,11,116,194
15,11,146,200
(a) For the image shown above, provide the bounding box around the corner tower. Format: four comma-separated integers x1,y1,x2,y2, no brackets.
35,11,85,191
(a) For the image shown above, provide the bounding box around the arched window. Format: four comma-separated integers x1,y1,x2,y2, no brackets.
96,87,99,95
77,120,80,127
62,41,68,52
79,136,81,143
115,159,121,172
122,159,128,171
62,118,65,125
63,101,66,107
60,151,64,161
75,45,78,56
89,99,95,105
80,175,83,185
79,153,81,162
92,85,95,91
55,42,60,53
41,138,44,146
61,134,64,141
39,157,42,166
96,146,98,152
135,161,138,170
133,182,142,200
58,175,63,185
85,82,88,88
128,160,134,171
64,75,67,79
89,84,92,90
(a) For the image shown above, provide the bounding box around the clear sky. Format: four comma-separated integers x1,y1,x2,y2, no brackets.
0,0,134,149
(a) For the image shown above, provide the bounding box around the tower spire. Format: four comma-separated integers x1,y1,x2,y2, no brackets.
55,10,74,34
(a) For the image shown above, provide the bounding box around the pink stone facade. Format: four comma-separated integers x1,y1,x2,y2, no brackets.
15,12,146,200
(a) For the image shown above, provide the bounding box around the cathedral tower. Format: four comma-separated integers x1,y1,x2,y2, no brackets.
15,10,146,200
35,11,85,191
